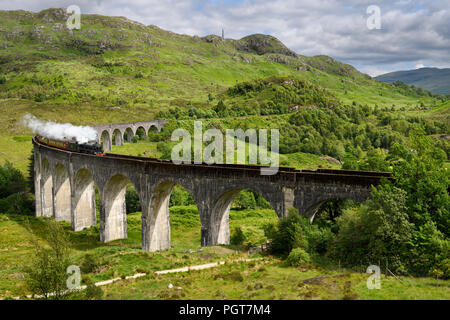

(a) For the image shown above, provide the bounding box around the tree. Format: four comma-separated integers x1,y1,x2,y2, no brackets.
264,207,308,255
169,185,194,207
361,185,413,265
125,186,141,214
232,190,256,209
214,100,227,116
230,226,246,245
27,151,35,194
0,161,32,215
331,185,413,272
23,219,73,300
389,128,449,236
0,161,27,198
359,148,390,172
287,248,310,266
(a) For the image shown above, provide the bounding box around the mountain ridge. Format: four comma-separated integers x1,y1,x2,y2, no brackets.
0,8,363,77
375,67,450,94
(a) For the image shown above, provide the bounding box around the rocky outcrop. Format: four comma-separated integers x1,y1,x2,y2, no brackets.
234,34,297,57
202,34,225,44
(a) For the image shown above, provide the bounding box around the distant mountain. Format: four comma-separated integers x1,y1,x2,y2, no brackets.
375,68,450,94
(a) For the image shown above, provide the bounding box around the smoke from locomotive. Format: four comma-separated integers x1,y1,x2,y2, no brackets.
23,114,97,143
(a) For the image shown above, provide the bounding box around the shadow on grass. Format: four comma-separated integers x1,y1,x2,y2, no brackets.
7,213,104,251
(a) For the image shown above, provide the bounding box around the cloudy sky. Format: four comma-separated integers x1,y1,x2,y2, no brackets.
1,0,449,76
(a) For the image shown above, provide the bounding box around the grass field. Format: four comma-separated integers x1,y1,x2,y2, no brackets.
0,135,33,173
100,259,450,300
405,100,450,121
110,139,341,170
0,206,277,299
1,208,448,300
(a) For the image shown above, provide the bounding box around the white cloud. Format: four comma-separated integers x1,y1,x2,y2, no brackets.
357,66,392,77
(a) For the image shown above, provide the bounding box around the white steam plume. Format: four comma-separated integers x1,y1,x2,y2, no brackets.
23,114,98,144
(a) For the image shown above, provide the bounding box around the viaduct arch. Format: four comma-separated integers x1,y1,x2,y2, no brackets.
33,136,390,252
94,120,167,151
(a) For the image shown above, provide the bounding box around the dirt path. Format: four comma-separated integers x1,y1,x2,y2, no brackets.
21,257,262,299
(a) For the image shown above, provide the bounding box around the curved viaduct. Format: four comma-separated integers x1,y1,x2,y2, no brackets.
93,120,167,151
33,136,390,252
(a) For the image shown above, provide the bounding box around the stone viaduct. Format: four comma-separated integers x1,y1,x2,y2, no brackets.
93,120,167,151
33,134,390,252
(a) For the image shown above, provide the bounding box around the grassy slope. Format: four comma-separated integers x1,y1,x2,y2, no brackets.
0,9,441,133
110,139,341,170
0,9,445,172
2,211,448,300
0,136,33,172
0,207,277,298
405,100,450,121
100,260,450,300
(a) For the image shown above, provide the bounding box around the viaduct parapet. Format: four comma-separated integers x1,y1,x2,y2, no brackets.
93,120,167,151
33,136,390,252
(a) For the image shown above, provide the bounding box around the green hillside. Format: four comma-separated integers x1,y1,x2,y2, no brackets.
0,8,445,135
0,8,448,171
0,8,449,301
375,68,450,94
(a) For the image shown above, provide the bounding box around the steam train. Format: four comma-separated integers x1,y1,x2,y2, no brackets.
36,135,105,156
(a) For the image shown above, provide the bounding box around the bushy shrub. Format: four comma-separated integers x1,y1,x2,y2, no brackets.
23,219,73,300
287,248,310,266
220,271,244,282
264,206,334,258
84,282,104,300
125,186,141,214
0,161,28,198
329,185,413,273
135,128,147,140
431,258,450,280
306,226,334,255
80,254,99,274
214,100,227,116
157,141,174,160
389,128,449,237
407,221,449,276
169,205,198,215
0,198,10,213
3,193,33,215
230,226,246,245
264,207,308,255
0,161,33,215
254,193,272,209
169,185,195,207
232,190,256,209
329,129,449,276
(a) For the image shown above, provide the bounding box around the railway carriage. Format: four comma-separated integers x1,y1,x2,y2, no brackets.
36,135,104,156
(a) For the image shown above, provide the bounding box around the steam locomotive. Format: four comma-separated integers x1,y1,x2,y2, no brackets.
36,135,105,156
